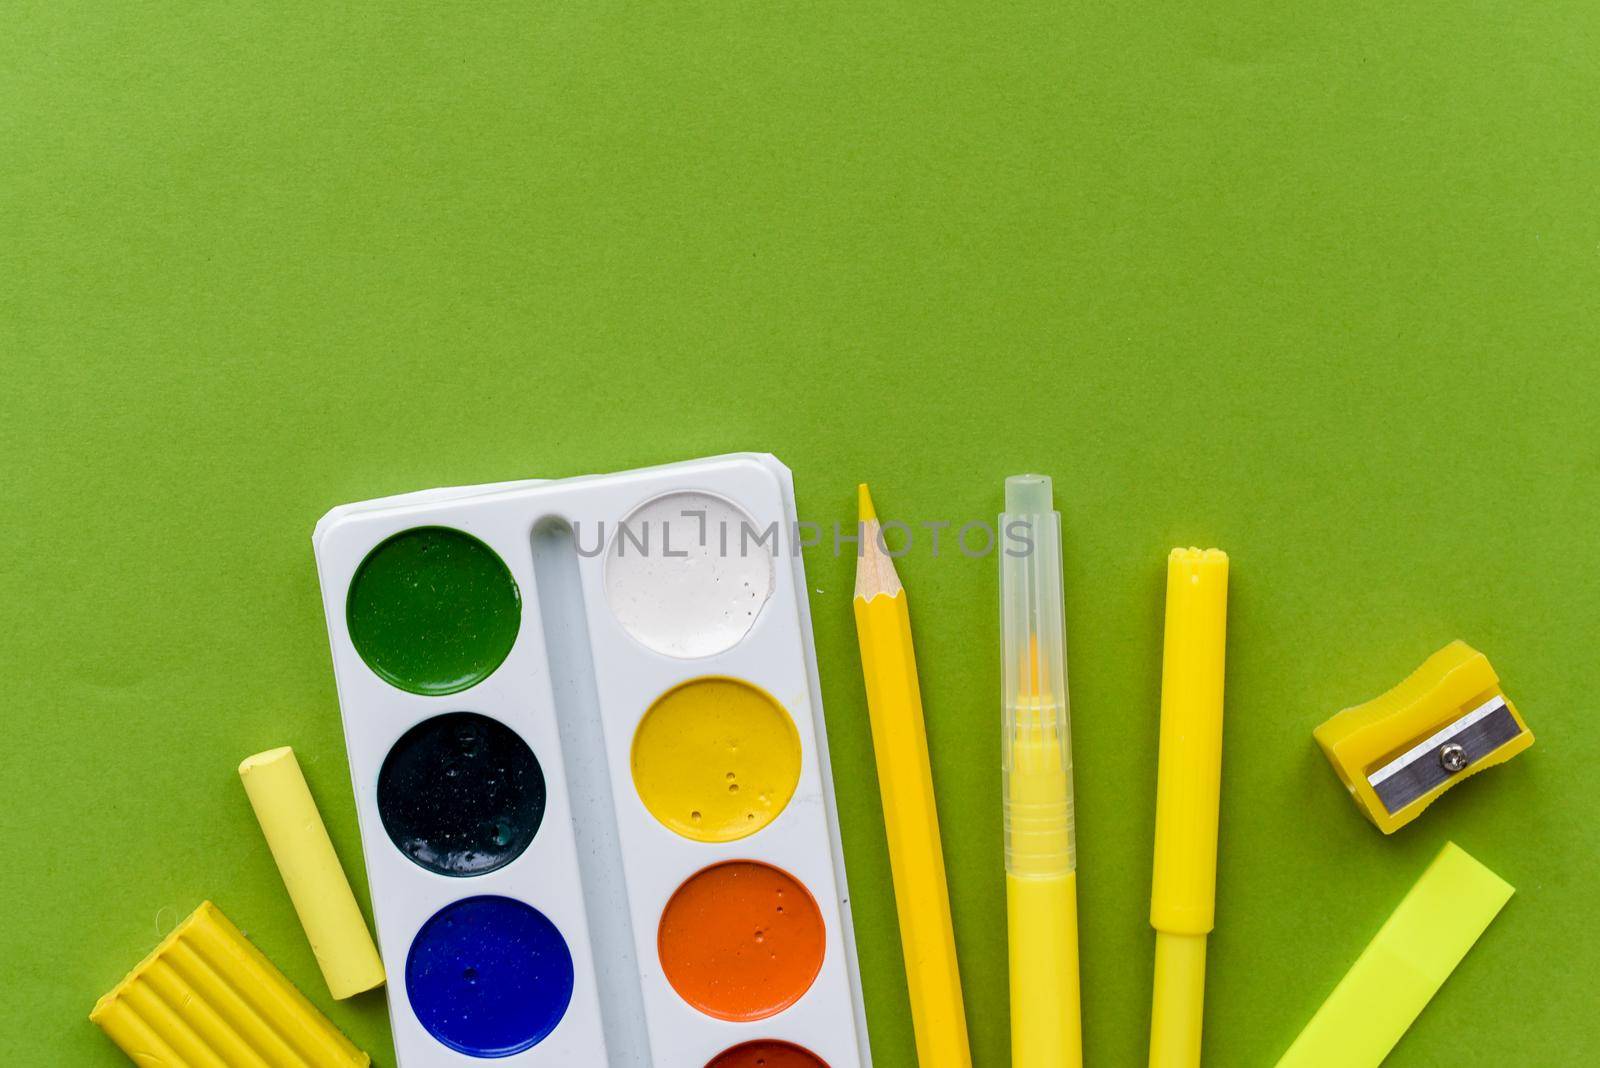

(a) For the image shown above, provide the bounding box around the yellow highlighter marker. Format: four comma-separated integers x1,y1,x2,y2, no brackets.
853,484,973,1068
1148,547,1230,1068
1000,474,1082,1068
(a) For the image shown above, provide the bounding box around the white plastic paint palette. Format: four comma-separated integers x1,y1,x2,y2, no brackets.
313,454,870,1068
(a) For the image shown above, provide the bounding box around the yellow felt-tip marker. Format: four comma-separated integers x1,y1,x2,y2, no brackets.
853,484,973,1068
1000,474,1081,1068
1148,547,1230,1068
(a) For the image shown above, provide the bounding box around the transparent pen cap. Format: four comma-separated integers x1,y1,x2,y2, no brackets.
1000,474,1076,876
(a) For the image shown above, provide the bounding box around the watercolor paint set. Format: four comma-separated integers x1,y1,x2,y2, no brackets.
311,454,870,1067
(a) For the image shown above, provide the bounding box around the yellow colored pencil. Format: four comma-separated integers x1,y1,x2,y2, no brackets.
852,483,972,1068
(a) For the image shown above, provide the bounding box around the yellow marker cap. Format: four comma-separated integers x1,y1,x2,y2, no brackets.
91,901,370,1066
1274,842,1513,1068
1150,548,1230,936
239,746,385,999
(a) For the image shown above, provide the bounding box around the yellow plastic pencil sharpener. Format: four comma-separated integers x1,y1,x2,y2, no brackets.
1315,641,1533,834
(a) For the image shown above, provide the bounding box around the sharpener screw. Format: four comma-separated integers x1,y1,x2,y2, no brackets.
1440,743,1469,773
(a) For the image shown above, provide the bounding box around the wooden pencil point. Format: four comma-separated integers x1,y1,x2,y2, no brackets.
853,511,902,602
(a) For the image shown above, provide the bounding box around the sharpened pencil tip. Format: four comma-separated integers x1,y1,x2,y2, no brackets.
857,483,877,523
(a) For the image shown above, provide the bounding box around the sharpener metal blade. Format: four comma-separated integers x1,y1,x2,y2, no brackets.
1367,697,1524,815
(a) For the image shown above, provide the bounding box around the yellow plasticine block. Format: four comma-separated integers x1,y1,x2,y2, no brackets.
90,901,370,1067
1315,642,1533,834
239,747,385,999
1274,843,1513,1068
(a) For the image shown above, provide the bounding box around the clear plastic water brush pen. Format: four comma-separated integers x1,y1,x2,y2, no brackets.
1000,474,1082,1068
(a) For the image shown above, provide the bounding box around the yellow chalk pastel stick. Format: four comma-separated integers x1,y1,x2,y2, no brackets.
239,746,385,999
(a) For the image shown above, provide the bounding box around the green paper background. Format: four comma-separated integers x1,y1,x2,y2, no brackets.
3,2,1597,1064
